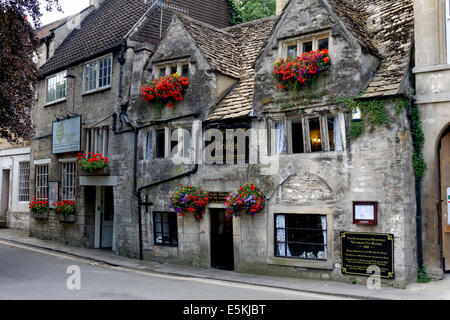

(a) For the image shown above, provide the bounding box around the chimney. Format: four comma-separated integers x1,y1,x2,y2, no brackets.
89,0,104,9
276,0,289,15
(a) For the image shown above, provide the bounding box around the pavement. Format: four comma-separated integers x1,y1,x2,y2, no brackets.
0,228,448,300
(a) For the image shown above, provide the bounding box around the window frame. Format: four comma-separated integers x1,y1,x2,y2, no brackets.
45,70,67,105
281,32,330,59
35,164,49,201
153,60,190,79
153,211,178,247
18,162,30,202
274,213,328,261
60,162,77,201
82,53,113,94
85,126,109,157
269,112,344,155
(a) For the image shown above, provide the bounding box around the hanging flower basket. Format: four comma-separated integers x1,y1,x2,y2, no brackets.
30,198,49,219
225,183,266,218
170,184,209,222
77,153,109,174
53,200,76,223
141,73,189,113
273,49,330,91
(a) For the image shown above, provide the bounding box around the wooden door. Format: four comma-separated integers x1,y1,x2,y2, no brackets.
211,209,234,271
440,131,450,271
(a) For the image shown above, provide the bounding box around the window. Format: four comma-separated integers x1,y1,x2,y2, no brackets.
270,113,343,155
60,162,76,201
156,129,166,158
282,33,330,59
85,127,109,156
154,61,190,78
18,162,30,202
170,127,192,158
83,55,112,93
153,212,178,246
46,71,67,104
275,214,327,260
35,164,49,201
146,131,153,160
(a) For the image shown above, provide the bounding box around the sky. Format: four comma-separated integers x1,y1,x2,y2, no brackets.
40,0,90,26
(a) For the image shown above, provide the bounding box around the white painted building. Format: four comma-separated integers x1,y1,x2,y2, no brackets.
0,147,31,230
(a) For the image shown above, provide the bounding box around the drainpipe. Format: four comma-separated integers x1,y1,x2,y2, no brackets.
408,98,424,271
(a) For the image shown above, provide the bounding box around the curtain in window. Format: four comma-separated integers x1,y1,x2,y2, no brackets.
146,132,153,160
321,216,328,258
334,115,343,151
275,122,286,155
276,215,291,257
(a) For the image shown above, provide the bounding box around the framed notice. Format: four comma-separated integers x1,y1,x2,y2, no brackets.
48,182,59,209
52,116,81,154
341,232,394,279
353,202,378,226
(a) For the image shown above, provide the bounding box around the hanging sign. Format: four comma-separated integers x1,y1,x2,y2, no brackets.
52,116,81,154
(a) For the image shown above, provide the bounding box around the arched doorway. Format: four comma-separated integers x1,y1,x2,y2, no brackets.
439,126,450,271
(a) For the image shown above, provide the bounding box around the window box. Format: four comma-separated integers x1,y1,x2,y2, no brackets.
57,214,76,223
79,166,110,176
31,210,49,220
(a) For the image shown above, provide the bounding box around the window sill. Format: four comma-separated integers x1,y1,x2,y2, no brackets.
267,256,334,270
45,98,67,107
82,85,111,97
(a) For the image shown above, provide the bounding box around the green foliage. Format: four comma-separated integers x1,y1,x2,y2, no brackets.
227,0,243,25
417,266,431,283
236,0,276,23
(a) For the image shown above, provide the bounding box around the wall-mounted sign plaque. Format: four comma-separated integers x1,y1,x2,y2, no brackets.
208,192,229,203
52,116,81,154
353,202,378,225
341,232,394,279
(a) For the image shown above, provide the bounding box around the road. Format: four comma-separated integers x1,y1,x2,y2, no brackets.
0,241,345,300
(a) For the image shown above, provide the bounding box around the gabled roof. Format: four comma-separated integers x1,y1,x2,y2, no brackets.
206,16,280,121
35,17,70,41
39,0,231,77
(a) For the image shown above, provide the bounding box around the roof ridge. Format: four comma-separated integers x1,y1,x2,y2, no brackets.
177,13,235,37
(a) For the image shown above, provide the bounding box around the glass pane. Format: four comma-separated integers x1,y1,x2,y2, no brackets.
309,118,322,152
182,64,189,77
286,214,323,230
274,122,286,155
291,121,304,154
303,41,313,53
155,233,163,244
318,38,329,51
159,67,166,77
146,132,153,160
288,243,326,259
170,65,177,75
156,129,165,158
327,115,335,151
287,229,325,245
287,45,297,58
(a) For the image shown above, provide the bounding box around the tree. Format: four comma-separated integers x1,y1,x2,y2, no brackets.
0,0,60,143
237,0,276,23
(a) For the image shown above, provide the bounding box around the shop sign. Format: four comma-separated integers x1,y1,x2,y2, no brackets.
52,116,81,154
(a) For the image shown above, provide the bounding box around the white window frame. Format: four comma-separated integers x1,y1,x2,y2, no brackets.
35,164,49,201
446,0,450,64
83,54,113,94
45,70,67,105
18,161,30,202
280,32,330,59
60,162,77,201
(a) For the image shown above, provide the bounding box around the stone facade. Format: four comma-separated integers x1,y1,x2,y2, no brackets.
413,0,450,278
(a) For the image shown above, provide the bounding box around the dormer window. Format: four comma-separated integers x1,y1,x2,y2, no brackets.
281,33,330,59
83,54,112,94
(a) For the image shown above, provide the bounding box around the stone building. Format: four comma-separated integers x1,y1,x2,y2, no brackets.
414,0,450,278
29,0,232,250
30,0,420,287
118,0,417,287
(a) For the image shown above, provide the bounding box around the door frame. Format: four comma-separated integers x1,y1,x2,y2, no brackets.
1,169,11,217
209,207,236,271
94,186,115,250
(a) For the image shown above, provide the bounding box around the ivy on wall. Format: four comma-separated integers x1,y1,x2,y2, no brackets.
337,97,427,181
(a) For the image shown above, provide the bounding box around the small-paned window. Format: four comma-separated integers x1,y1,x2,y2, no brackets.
85,127,109,157
309,118,323,153
287,44,298,58
35,164,49,201
181,64,189,77
291,121,304,154
153,212,178,247
156,129,166,158
302,41,313,53
275,214,327,260
46,71,67,104
60,162,76,201
146,131,153,160
84,55,112,93
18,162,30,202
